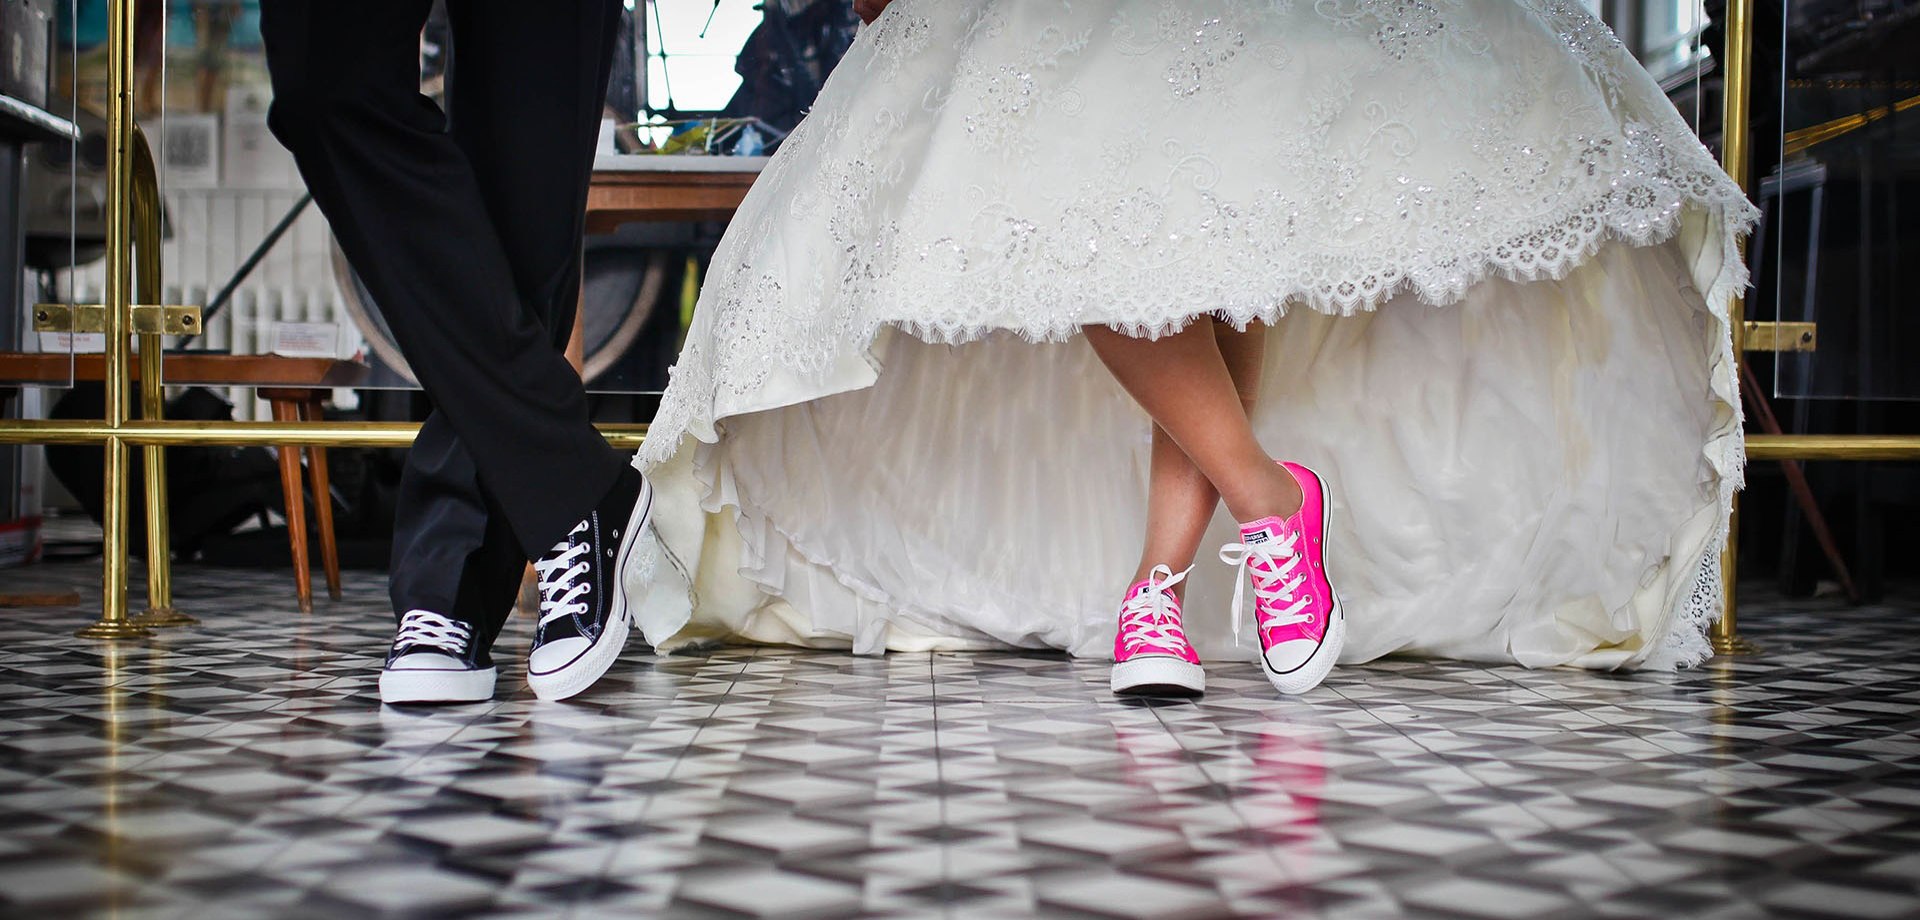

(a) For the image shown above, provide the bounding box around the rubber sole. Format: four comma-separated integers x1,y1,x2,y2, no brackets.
380,666,497,704
527,477,654,703
1112,655,1206,696
1262,463,1343,696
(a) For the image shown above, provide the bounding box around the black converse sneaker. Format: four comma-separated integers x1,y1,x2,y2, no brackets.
527,467,654,701
380,610,497,704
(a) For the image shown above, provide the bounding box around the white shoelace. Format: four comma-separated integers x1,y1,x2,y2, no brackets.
1219,533,1311,646
394,610,473,657
1118,564,1192,655
534,521,593,629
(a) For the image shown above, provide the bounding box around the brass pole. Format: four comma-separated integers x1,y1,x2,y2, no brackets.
3,422,1916,457
0,419,654,448
130,127,192,627
1714,0,1755,656
77,0,148,639
1745,435,1920,460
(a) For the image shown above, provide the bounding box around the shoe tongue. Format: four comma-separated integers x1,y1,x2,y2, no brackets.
1240,516,1288,545
1126,581,1180,614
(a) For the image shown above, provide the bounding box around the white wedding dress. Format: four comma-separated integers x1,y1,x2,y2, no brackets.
627,0,1757,670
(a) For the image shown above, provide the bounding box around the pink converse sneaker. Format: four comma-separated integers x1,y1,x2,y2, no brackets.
1218,461,1344,695
1111,564,1206,696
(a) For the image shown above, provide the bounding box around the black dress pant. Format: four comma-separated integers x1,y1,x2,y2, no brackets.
260,1,627,650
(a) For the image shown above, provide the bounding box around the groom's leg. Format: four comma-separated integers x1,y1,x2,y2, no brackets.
260,0,628,565
381,0,627,645
387,411,526,653
445,0,620,336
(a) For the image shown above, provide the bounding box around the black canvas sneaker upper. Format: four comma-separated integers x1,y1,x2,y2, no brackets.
529,468,644,674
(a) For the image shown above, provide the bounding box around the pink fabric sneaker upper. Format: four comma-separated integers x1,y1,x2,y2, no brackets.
1220,462,1336,654
1113,564,1201,665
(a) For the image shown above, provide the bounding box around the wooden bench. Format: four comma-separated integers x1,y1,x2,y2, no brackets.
0,352,369,610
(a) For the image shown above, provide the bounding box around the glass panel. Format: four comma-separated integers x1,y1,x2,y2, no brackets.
126,0,349,418
1761,0,1919,401
10,0,82,387
4,0,79,539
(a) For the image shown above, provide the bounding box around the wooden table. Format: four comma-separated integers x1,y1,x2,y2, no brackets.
585,154,766,233
0,353,369,389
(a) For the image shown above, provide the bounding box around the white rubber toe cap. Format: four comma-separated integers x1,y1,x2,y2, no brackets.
1261,612,1344,696
528,637,590,676
388,651,466,672
379,663,496,704
1264,638,1324,675
1111,656,1206,695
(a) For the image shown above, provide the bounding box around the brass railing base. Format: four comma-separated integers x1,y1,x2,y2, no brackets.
134,606,197,627
1713,635,1762,656
75,620,153,640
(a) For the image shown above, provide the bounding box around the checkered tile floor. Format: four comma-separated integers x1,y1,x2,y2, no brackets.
1,561,1916,918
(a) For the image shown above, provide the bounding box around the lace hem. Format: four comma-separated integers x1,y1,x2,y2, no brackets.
640,188,1756,466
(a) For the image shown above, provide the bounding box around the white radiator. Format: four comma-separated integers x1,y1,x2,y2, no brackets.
63,187,363,420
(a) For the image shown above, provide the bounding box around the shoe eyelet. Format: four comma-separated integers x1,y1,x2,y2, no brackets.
606,548,615,558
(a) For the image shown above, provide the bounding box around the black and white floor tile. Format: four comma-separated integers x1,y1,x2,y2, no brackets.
0,561,1917,918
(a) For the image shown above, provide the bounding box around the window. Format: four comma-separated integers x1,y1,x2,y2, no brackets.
1635,0,1711,82
638,0,764,116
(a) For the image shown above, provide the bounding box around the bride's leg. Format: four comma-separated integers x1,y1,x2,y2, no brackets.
1136,425,1212,588
1086,320,1301,524
1132,320,1272,590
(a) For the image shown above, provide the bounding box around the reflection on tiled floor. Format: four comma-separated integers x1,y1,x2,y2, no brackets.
1,562,1917,919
